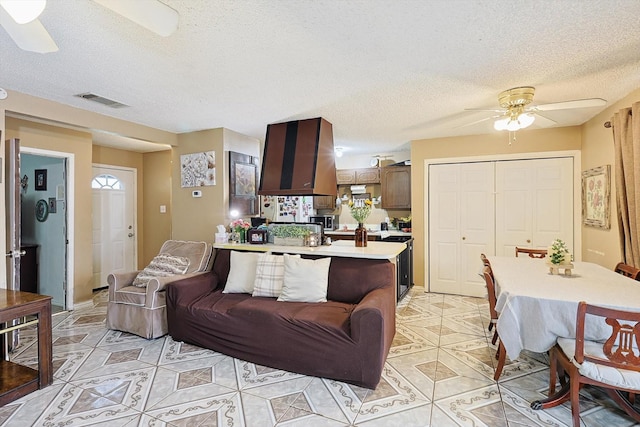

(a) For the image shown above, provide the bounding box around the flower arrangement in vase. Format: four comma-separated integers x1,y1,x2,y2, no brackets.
547,238,574,276
548,238,570,265
349,199,372,247
230,219,251,243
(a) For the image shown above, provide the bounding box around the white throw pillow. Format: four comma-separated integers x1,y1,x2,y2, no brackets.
252,253,300,297
278,255,331,303
132,254,190,288
223,251,261,294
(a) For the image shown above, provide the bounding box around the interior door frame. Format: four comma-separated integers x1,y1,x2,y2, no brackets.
423,150,582,293
21,146,75,309
91,163,138,286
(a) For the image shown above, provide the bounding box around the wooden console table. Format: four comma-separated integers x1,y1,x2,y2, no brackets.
0,290,52,406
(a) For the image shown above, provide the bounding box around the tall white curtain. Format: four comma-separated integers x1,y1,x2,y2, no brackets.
612,102,640,266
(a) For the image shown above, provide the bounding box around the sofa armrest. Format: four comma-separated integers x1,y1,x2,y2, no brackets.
107,271,140,301
350,285,396,355
165,271,217,307
144,271,211,308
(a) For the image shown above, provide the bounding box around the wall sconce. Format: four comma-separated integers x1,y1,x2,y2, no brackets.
334,147,343,158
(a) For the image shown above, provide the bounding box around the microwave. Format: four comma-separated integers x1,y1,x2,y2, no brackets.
309,215,337,231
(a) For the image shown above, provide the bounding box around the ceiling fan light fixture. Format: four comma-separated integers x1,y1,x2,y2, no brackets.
494,117,509,131
506,120,521,132
517,112,535,129
0,0,46,24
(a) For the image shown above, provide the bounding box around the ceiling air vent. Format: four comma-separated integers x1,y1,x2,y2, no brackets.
74,93,129,109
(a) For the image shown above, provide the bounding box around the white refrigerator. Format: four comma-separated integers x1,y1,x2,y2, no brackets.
260,195,315,223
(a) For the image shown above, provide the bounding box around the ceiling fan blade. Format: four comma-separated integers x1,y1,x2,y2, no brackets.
92,0,179,37
464,108,505,113
532,112,557,128
0,8,57,53
534,98,606,112
455,114,502,129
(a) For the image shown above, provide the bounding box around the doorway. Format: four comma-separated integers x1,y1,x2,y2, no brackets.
91,165,137,289
19,148,74,311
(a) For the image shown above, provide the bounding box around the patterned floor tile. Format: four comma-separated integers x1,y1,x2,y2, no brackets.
235,359,308,390
145,356,238,411
145,391,243,426
433,384,504,426
4,288,640,427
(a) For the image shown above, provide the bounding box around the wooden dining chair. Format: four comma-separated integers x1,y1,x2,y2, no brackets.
480,253,491,267
482,266,507,381
549,301,640,427
614,262,640,281
515,247,548,258
480,254,494,333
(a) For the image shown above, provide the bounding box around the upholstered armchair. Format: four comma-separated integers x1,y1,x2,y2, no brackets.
106,240,214,339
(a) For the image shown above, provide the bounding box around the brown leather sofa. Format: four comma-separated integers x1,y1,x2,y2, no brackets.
166,249,396,389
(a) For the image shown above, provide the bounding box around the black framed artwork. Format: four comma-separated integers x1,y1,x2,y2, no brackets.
35,169,47,191
229,151,259,216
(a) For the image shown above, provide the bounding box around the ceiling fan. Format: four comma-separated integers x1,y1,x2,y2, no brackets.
464,86,607,132
0,0,179,54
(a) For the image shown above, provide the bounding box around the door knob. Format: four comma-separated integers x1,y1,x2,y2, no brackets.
527,239,531,243
128,233,135,238
462,237,466,240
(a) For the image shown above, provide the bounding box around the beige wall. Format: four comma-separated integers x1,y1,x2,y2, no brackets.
0,90,175,303
410,126,582,288
6,117,95,303
171,128,260,241
580,87,640,268
143,150,172,265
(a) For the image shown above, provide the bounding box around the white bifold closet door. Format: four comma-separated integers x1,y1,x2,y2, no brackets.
429,157,573,297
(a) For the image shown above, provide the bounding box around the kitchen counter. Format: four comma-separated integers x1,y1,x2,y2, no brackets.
325,230,412,239
212,240,405,260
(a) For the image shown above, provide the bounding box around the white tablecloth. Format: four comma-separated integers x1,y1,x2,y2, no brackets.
488,256,640,360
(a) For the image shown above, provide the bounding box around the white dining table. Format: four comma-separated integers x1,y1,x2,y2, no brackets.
488,256,640,361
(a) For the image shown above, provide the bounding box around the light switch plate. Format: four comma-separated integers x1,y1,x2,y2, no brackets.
192,190,202,198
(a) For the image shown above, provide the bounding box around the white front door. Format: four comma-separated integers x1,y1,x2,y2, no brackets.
429,162,495,296
92,166,136,288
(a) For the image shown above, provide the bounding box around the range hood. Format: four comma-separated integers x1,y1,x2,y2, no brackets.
258,117,338,196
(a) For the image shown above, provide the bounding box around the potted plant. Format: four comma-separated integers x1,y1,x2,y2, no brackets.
272,225,311,246
547,238,573,275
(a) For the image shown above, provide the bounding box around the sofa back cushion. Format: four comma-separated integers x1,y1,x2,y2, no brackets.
325,257,394,303
212,249,393,304
159,240,214,274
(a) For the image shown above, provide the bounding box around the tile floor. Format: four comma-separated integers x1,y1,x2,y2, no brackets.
1,287,638,426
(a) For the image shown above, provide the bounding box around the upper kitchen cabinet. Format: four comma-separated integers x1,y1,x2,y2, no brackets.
259,117,338,196
381,166,411,209
313,195,336,210
336,168,380,185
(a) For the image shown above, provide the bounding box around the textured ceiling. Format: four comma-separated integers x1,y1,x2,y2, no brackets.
1,0,640,154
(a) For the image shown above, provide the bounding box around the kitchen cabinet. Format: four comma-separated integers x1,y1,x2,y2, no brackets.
336,168,380,185
381,166,411,209
313,195,336,210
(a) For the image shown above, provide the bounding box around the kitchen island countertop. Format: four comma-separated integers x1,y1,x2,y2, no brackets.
324,230,412,238
213,240,405,260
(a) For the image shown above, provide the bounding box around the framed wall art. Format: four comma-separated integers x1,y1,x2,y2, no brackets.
35,169,47,191
582,164,611,229
180,151,216,188
229,151,259,216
